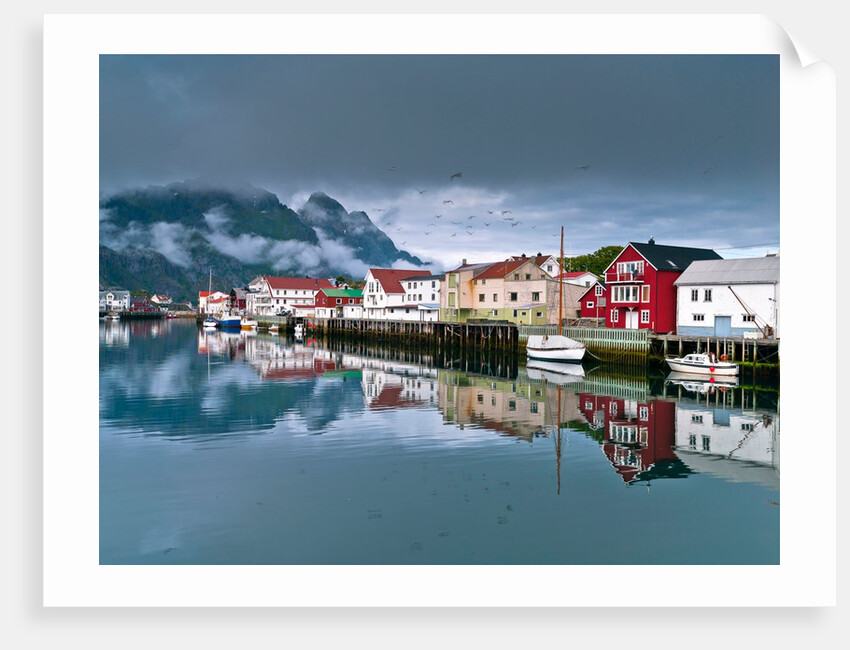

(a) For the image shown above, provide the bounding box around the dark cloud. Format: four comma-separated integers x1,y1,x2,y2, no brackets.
100,54,778,264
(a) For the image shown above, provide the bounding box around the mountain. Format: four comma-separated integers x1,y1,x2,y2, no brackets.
99,179,425,302
299,192,423,268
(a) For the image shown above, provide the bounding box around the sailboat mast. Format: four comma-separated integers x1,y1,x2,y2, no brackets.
559,226,564,336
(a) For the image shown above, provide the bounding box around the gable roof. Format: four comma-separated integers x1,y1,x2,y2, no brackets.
577,279,606,300
674,256,780,286
625,241,722,272
263,276,334,291
369,269,426,294
510,254,556,267
475,259,529,280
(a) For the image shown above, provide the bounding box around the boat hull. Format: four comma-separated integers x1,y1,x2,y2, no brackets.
218,317,241,329
526,359,586,384
665,358,738,376
526,335,585,363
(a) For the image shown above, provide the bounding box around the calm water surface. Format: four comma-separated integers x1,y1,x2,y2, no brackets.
100,319,779,564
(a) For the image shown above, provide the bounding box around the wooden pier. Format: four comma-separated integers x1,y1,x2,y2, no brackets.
312,318,519,355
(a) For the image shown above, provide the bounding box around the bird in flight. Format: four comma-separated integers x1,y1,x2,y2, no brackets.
575,164,590,171
427,223,436,228
484,222,490,227
703,167,713,174
450,220,461,225
388,166,396,172
451,232,457,237
487,210,494,214
400,241,407,245
450,172,462,182
501,210,511,215
466,231,473,236
418,189,427,194
375,208,385,212
435,215,442,219
443,200,453,205
468,215,476,220
511,222,520,227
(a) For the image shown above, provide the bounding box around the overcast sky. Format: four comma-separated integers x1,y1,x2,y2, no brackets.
100,54,779,270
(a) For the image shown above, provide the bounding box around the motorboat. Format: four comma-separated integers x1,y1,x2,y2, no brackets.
217,314,241,329
268,323,280,333
665,352,738,376
526,358,586,384
203,316,218,329
240,317,258,330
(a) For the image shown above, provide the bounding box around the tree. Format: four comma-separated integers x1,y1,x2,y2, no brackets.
562,245,623,277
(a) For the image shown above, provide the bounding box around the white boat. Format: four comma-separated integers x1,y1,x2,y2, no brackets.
526,334,585,362
294,323,304,338
526,226,586,364
203,318,217,329
240,318,258,330
526,358,586,384
268,323,280,333
665,353,738,376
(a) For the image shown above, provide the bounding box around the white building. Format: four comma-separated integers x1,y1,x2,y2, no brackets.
362,269,442,321
198,290,229,315
674,256,779,339
245,275,335,316
99,289,130,312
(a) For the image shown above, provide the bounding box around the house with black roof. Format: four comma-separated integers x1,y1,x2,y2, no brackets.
601,238,722,332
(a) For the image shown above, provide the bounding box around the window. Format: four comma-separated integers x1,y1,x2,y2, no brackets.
641,310,650,324
530,402,538,414
741,423,755,431
546,265,552,272
473,279,477,285
587,301,594,309
448,294,455,306
595,285,603,296
692,414,703,423
689,434,697,449
477,394,483,403
612,286,640,302
531,292,540,301
536,311,543,318
431,294,435,301
702,436,711,452
479,293,485,302
743,314,755,322
493,293,498,302
704,289,712,302
481,279,486,285
336,298,341,304
449,275,457,288
510,292,517,301
639,406,649,420
525,274,531,280
617,261,644,276
513,310,518,318
641,286,650,302
691,289,699,301
693,314,705,322
508,400,516,411
611,310,619,323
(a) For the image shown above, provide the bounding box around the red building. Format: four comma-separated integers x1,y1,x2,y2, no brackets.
578,393,678,483
602,239,721,332
578,280,606,320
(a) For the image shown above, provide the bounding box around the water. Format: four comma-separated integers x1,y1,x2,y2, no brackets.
100,319,780,565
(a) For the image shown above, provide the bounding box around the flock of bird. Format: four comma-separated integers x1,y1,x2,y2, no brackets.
370,165,603,246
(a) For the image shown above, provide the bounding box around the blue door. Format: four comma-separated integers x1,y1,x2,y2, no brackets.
715,316,732,337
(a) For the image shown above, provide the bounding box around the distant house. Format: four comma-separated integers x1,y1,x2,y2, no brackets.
99,289,130,312
245,276,334,316
198,290,229,314
315,288,364,319
229,288,247,312
509,253,560,277
602,239,722,332
362,268,437,321
673,255,779,339
149,294,172,305
578,280,606,321
555,271,599,288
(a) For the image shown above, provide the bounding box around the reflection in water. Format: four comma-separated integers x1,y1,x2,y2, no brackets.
100,320,780,565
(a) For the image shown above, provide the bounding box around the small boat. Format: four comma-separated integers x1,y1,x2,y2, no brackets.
294,323,304,338
240,317,258,330
665,352,738,376
268,323,280,334
527,334,585,362
217,315,241,329
107,313,120,321
526,226,586,364
526,358,586,384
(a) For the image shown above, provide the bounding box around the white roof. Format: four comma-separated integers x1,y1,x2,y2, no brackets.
674,256,779,286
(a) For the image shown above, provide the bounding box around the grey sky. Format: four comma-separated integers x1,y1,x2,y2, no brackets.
100,54,779,270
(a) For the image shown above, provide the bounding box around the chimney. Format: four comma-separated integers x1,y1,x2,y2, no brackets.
521,253,526,258
648,236,655,245
462,258,467,266
537,252,542,257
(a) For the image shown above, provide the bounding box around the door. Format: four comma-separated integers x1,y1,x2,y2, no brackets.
625,310,639,329
715,316,732,337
